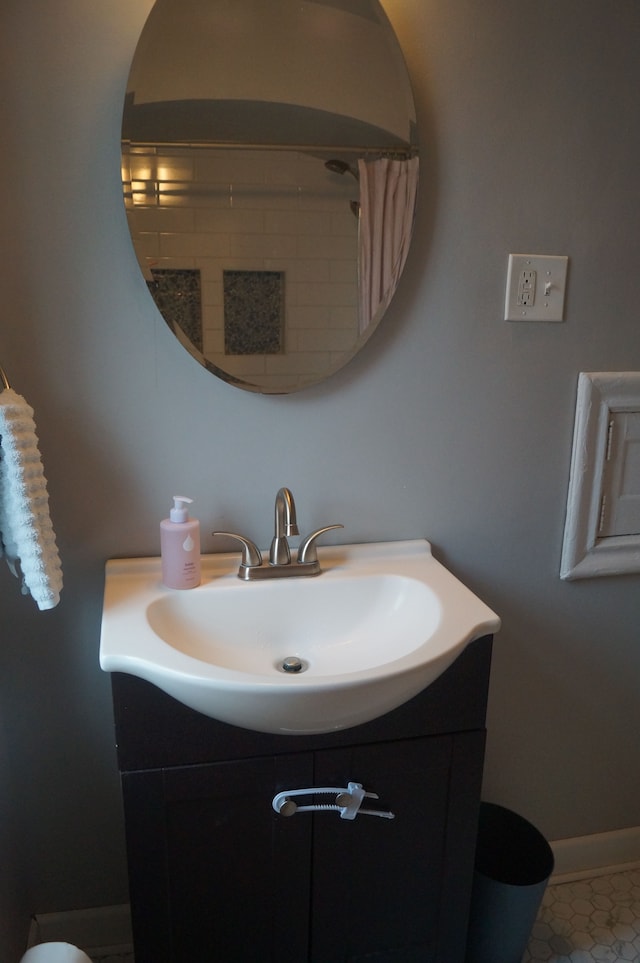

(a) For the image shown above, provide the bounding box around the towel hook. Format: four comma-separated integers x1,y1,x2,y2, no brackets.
0,366,10,392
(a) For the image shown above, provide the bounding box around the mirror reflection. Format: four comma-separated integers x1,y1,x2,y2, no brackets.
122,0,418,393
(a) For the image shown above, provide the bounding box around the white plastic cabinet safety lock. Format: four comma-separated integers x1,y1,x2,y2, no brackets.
272,782,395,820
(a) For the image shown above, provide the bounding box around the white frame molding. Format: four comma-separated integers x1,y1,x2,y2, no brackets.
560,371,640,579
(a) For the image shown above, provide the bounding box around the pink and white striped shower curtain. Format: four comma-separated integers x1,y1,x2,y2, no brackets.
357,156,419,334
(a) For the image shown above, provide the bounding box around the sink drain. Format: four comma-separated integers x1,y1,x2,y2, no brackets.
279,656,308,674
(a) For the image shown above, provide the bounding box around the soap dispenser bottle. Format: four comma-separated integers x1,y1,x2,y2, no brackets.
161,496,201,589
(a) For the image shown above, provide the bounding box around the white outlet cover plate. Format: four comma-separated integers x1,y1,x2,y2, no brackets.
504,253,568,322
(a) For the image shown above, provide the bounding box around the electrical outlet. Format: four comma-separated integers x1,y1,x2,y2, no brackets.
518,270,536,306
505,254,568,322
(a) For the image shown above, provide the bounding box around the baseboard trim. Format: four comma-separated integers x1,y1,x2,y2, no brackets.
550,825,640,883
26,903,132,956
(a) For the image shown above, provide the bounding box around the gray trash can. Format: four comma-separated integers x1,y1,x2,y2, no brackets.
465,802,554,963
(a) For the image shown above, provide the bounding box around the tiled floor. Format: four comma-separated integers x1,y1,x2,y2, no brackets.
524,868,640,962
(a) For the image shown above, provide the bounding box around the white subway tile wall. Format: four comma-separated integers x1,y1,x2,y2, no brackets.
124,146,359,390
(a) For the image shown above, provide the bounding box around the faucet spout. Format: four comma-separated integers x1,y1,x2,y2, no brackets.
276,487,299,537
270,487,299,565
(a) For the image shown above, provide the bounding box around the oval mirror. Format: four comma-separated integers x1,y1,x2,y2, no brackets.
122,0,418,393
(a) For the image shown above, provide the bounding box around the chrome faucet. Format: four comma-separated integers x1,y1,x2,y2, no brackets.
270,487,299,565
213,487,342,581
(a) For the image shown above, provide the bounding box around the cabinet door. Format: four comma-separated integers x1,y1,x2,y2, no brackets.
309,736,455,963
123,753,313,963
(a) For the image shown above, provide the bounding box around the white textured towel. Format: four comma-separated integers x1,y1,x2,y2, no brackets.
0,388,63,609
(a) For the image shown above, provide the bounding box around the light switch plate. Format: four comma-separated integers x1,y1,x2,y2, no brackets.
504,253,568,322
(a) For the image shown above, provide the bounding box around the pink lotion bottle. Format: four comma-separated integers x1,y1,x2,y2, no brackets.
160,496,201,589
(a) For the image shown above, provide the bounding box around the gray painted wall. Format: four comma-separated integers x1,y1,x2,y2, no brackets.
0,704,26,960
0,0,638,923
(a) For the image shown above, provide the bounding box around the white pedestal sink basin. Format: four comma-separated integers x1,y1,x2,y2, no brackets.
99,539,500,734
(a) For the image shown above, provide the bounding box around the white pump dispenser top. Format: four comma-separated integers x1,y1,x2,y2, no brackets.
169,495,193,523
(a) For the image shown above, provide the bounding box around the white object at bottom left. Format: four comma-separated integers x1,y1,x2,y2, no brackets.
20,943,92,963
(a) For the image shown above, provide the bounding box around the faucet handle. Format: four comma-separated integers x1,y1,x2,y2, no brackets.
297,524,344,564
212,532,263,569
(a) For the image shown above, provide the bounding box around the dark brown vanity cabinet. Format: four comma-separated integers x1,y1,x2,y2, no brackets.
111,636,492,963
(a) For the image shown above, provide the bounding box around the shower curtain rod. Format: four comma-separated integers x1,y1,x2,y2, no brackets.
124,140,416,158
